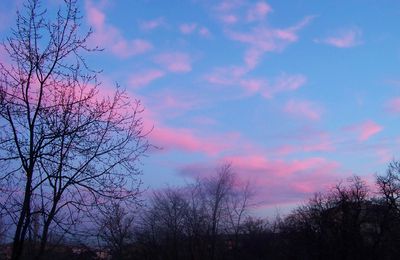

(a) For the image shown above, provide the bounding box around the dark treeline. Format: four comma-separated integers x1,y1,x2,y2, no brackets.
53,160,395,260
89,161,400,260
8,161,400,260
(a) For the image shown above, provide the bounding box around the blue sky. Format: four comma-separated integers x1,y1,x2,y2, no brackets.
2,0,400,212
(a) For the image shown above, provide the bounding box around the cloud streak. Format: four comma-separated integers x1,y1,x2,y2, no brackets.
154,52,192,73
246,1,272,22
386,97,400,113
180,23,197,34
346,120,383,141
130,70,165,88
316,27,363,48
284,99,323,121
206,69,307,98
227,15,315,69
139,17,166,31
86,1,152,58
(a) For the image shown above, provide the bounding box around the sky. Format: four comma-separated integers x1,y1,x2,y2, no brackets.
2,0,400,214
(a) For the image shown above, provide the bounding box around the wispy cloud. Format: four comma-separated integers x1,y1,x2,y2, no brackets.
86,1,152,58
149,127,229,155
199,27,211,37
284,99,323,121
145,90,204,117
205,68,307,98
227,16,315,69
315,27,363,48
220,14,239,25
346,120,383,141
179,23,197,34
263,74,307,98
179,23,211,37
214,0,243,24
143,110,238,156
246,1,272,22
111,39,153,58
376,148,393,163
154,52,192,73
215,0,244,12
129,70,165,88
386,97,400,113
139,17,166,31
358,121,383,141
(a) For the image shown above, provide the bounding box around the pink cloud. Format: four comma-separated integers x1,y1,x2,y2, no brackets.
246,1,272,22
376,148,393,163
347,120,383,141
220,14,239,24
240,78,264,93
224,155,336,177
140,97,238,156
111,39,152,58
214,0,244,25
227,16,314,69
86,2,152,58
244,48,263,69
149,127,229,155
272,137,334,157
272,73,306,91
139,17,165,31
216,0,244,12
180,23,197,34
179,23,211,37
191,116,218,126
359,121,383,141
89,85,231,157
86,3,105,29
129,70,165,88
145,90,203,117
231,16,312,46
199,27,211,37
284,99,323,121
302,141,334,152
227,27,281,51
179,155,342,205
236,16,312,47
274,29,298,42
154,52,192,73
205,68,306,98
386,97,400,113
205,66,248,85
274,145,297,156
316,28,363,48
263,74,307,98
162,95,194,110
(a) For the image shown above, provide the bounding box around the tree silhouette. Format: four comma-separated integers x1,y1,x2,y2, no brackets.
0,1,149,259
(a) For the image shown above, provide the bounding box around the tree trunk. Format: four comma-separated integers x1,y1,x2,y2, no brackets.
11,175,33,260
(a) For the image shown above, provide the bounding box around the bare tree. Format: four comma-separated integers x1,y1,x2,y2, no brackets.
150,188,188,260
134,164,255,260
377,160,400,213
97,202,136,259
0,1,149,259
203,164,235,260
183,181,208,260
225,180,252,257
